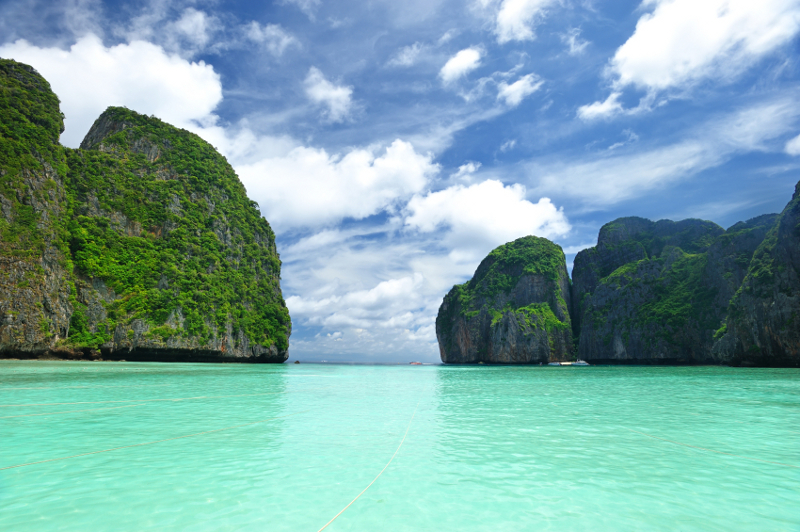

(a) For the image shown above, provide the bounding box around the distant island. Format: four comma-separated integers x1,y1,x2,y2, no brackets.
0,59,290,362
437,189,800,367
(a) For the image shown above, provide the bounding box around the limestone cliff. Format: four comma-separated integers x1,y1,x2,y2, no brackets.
0,60,73,355
0,59,290,362
572,213,782,365
436,236,573,364
712,184,800,366
438,200,795,366
570,217,725,338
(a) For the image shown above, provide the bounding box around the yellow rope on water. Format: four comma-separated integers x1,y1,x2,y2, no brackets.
0,410,309,471
0,386,333,409
317,402,419,532
0,384,173,391
627,428,799,469
0,391,289,408
0,403,145,419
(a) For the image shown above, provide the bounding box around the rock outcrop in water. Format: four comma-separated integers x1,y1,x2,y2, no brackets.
437,184,799,367
436,236,573,364
0,59,290,362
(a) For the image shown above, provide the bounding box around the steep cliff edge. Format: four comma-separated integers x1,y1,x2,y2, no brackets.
713,185,800,366
0,59,290,362
572,213,780,365
0,60,73,355
570,217,725,337
436,236,573,364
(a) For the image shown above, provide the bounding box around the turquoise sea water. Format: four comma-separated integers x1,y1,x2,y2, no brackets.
1,361,798,531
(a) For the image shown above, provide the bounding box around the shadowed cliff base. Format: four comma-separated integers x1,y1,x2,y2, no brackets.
0,347,287,363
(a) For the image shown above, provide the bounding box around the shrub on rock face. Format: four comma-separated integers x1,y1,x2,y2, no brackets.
436,236,573,364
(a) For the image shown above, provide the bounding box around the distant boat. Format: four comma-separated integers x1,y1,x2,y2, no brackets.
548,362,561,366
409,361,422,365
548,360,590,366
573,360,590,366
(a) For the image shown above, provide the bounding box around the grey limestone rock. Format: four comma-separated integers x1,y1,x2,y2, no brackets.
573,213,783,365
712,184,800,367
437,236,574,364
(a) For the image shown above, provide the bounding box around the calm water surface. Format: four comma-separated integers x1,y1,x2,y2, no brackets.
1,361,798,531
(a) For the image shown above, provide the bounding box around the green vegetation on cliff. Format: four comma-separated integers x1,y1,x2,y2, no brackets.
437,187,794,366
715,183,800,365
0,60,68,261
0,59,289,360
64,108,289,352
476,235,566,283
436,236,574,364
591,249,718,346
455,236,569,326
573,211,787,364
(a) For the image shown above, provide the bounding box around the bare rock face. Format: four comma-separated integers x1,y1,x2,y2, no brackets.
0,59,290,363
436,236,574,364
712,184,800,367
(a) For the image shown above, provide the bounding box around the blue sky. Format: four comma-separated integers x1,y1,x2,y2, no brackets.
2,0,800,362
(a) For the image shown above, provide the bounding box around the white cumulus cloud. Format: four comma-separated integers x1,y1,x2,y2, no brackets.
405,179,570,257
451,161,482,181
439,47,483,85
169,8,215,51
304,66,354,122
237,140,439,230
123,5,221,58
288,274,425,324
497,73,542,107
582,0,800,117
614,0,800,91
495,0,557,44
0,34,222,147
577,91,623,121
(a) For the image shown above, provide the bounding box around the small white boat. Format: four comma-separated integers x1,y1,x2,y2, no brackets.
573,360,590,366
548,362,561,366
